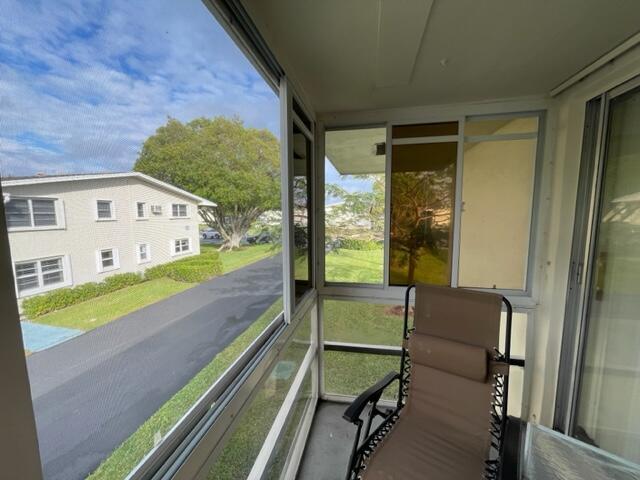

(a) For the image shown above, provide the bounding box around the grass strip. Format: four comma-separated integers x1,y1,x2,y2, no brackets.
32,278,193,331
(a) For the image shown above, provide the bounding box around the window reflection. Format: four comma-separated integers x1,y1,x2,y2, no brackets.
390,140,457,286
293,124,312,301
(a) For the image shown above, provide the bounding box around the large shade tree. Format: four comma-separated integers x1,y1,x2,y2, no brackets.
135,117,280,250
325,174,385,240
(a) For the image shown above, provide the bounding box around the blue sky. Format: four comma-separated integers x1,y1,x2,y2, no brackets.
324,159,374,205
0,0,279,176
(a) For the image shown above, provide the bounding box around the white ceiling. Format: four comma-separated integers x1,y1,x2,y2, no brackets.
241,0,640,113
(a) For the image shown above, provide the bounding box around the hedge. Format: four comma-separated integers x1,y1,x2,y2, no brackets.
144,252,223,283
22,252,223,318
22,272,144,318
337,238,381,251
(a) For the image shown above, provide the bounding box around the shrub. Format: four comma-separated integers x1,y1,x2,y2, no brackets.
103,272,144,291
145,251,223,284
163,263,213,283
143,264,168,281
338,238,381,251
22,273,144,318
22,253,222,318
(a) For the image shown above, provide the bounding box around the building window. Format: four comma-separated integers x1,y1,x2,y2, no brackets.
136,202,146,219
137,243,150,264
97,248,120,272
173,238,191,255
171,203,188,217
96,200,114,220
14,256,65,295
6,197,58,229
32,199,57,226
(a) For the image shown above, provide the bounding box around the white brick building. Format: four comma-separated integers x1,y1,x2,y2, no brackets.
2,172,214,299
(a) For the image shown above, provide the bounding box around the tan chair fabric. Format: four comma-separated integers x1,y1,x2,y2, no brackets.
409,333,489,382
414,283,502,350
362,285,504,480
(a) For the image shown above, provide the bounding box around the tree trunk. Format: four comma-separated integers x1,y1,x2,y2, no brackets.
407,249,416,283
220,232,243,251
229,232,242,249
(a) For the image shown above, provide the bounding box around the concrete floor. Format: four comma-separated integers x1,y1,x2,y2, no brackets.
297,401,355,480
297,401,386,480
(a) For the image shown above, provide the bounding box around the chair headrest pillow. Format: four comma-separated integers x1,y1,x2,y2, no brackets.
409,333,489,382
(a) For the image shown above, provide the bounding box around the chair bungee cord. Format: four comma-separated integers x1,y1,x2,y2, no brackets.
343,284,513,480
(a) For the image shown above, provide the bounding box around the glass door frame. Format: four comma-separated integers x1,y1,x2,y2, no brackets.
554,74,640,435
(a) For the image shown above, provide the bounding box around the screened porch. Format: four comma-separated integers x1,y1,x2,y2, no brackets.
3,1,640,480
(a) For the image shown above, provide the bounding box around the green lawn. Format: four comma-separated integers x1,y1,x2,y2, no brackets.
323,300,406,401
323,299,406,346
32,278,194,331
324,245,447,285
203,243,281,273
88,298,284,480
324,351,399,401
390,247,448,285
325,248,383,283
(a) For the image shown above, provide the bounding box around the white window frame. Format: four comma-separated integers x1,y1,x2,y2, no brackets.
13,255,72,298
170,203,189,219
136,201,148,220
171,237,192,256
95,199,116,221
318,110,545,306
136,242,151,264
96,247,120,273
5,196,65,232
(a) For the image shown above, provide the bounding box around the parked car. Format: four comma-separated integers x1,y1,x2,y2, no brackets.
246,232,272,244
202,228,222,240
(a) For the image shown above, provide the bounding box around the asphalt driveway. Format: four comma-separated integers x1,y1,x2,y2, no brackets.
27,254,283,480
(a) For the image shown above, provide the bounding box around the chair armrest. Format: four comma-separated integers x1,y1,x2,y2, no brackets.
343,371,400,424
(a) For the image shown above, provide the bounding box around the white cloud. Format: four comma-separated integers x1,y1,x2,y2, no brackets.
0,0,279,177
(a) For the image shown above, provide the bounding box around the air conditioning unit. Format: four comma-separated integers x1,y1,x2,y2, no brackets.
150,205,163,215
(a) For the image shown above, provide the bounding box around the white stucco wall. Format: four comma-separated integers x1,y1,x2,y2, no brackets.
458,117,538,290
4,175,201,297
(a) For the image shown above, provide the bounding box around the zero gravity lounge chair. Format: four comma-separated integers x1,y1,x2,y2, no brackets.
344,284,513,480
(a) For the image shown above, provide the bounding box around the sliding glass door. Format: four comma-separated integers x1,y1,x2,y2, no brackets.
569,82,640,464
